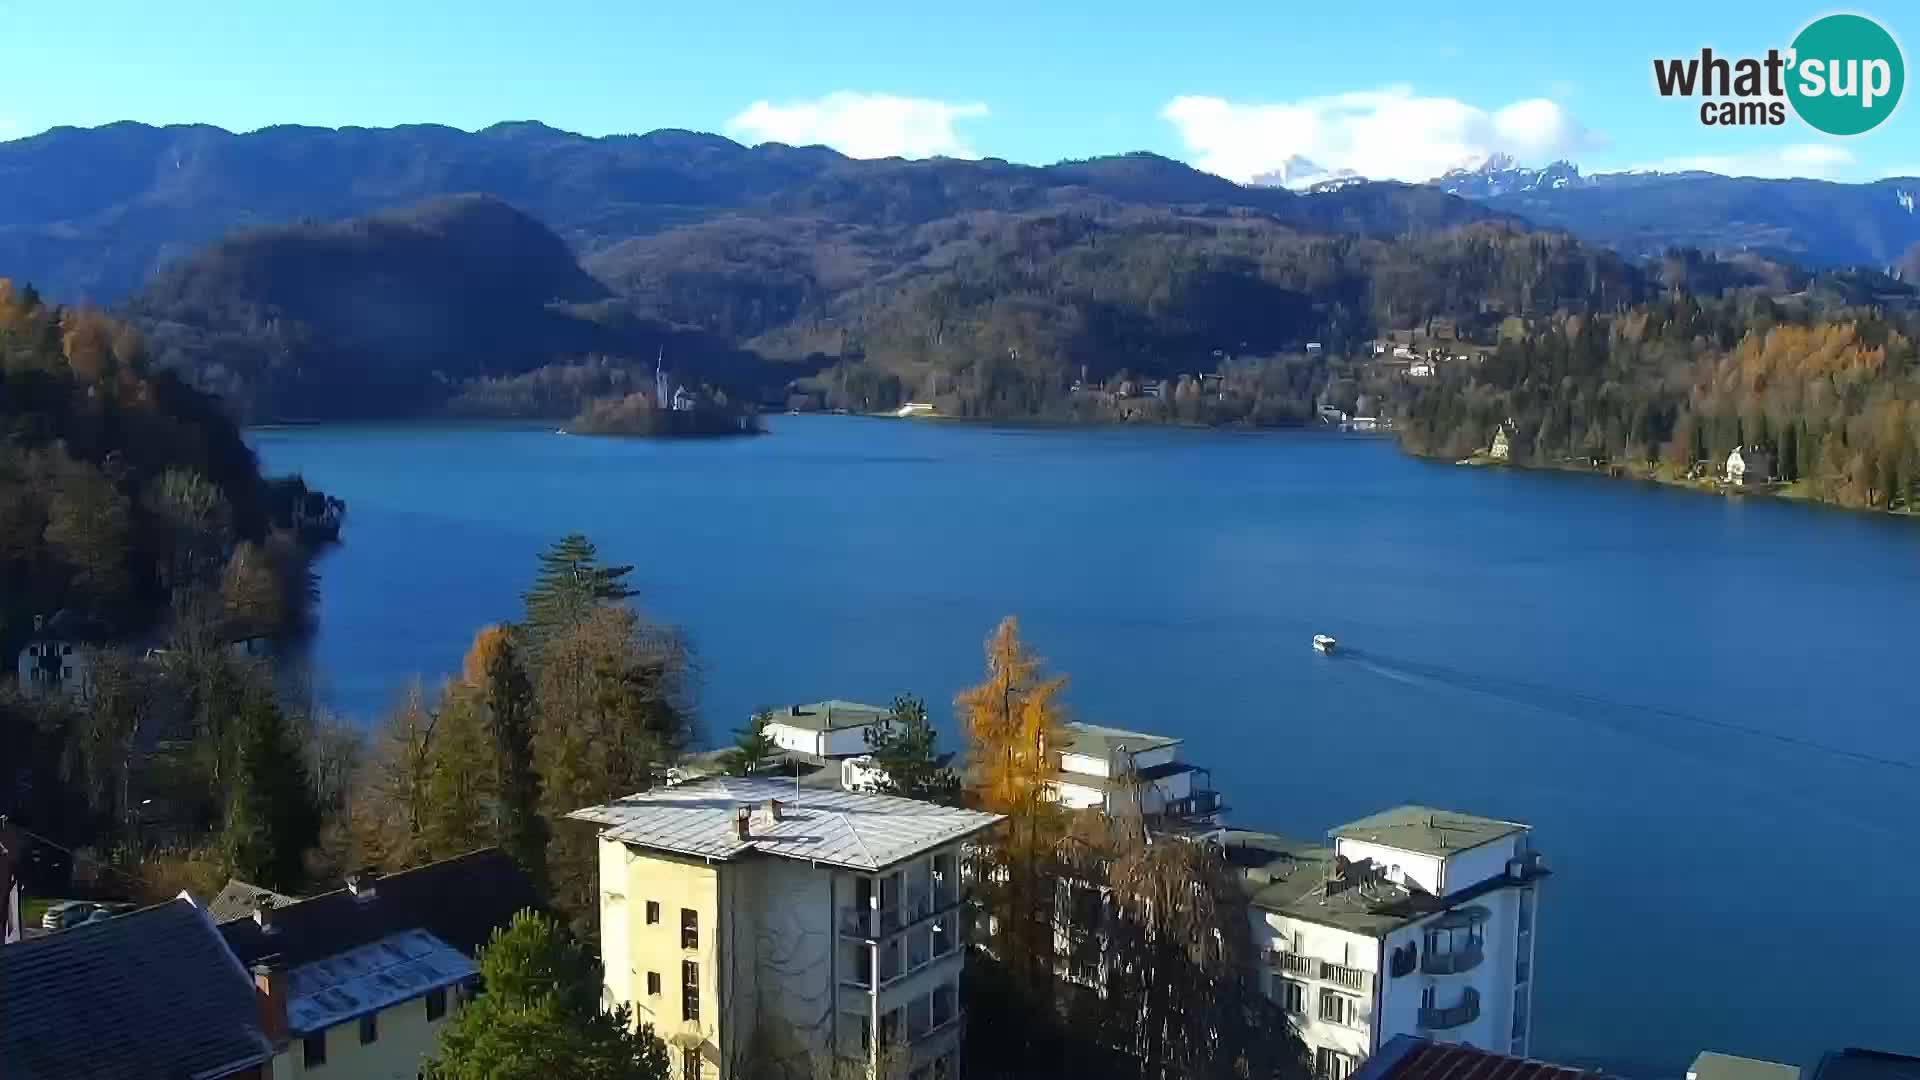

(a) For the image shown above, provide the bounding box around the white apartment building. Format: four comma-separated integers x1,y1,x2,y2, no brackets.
570,777,1003,1080
760,699,892,760
1043,721,1222,826
1224,806,1546,1079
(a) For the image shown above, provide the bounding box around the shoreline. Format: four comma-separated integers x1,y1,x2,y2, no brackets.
1452,453,1918,520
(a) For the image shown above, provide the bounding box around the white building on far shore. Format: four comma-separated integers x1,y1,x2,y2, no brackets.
761,700,892,761
1224,806,1547,1079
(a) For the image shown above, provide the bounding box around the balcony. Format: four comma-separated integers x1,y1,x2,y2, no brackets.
1421,942,1484,975
1271,951,1318,978
1419,988,1481,1031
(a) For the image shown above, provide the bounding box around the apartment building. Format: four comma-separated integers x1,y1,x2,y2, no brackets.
570,776,1003,1080
1043,721,1222,827
1225,806,1547,1079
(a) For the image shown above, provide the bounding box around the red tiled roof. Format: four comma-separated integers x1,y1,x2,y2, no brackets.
1362,1038,1615,1080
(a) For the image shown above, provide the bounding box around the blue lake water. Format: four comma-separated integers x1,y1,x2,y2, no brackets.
255,416,1920,1076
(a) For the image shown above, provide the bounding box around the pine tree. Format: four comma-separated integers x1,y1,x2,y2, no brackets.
721,709,779,776
222,682,321,890
862,695,960,805
521,534,636,644
426,910,669,1080
466,625,548,891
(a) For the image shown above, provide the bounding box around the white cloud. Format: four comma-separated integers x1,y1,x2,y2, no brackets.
1161,85,1597,186
727,91,988,160
1624,143,1857,179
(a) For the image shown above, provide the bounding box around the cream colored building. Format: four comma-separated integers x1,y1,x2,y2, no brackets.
571,776,1002,1080
217,849,539,1080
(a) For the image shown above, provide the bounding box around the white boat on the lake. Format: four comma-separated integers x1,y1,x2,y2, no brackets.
1313,634,1337,654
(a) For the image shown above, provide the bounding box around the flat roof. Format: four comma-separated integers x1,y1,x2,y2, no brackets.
1057,721,1180,760
1330,804,1528,857
570,776,1003,872
284,929,476,1035
1226,829,1419,938
763,700,891,732
1690,1052,1803,1080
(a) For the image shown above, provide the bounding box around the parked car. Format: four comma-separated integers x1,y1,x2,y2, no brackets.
85,903,134,923
40,901,95,930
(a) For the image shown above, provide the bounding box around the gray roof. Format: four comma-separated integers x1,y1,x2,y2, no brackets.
1226,830,1421,937
570,776,1003,871
284,929,477,1035
1690,1052,1803,1080
0,897,274,1080
207,878,294,924
1330,804,1528,857
1057,721,1180,760
763,699,891,732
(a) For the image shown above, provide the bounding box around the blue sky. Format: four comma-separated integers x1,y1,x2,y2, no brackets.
3,0,1915,182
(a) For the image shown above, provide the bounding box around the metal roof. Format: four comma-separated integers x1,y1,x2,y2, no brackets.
206,878,294,924
1330,804,1528,857
284,929,476,1035
1690,1052,1804,1080
569,776,1003,871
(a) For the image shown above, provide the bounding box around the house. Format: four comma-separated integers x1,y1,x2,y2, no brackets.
673,386,697,412
1306,343,1324,354
1725,446,1774,486
1140,380,1167,400
1042,721,1222,828
761,700,893,760
1319,405,1350,425
894,403,936,418
15,611,108,699
570,776,1003,1080
0,896,276,1079
1225,805,1547,1077
1349,1035,1616,1080
207,879,295,925
218,849,539,1080
1490,420,1515,461
1407,361,1437,379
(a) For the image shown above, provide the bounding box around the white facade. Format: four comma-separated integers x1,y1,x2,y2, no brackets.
1726,446,1773,486
1044,723,1218,825
1242,809,1544,1078
16,639,92,699
760,700,890,760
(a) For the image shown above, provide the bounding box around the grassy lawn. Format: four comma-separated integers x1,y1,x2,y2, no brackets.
20,896,55,928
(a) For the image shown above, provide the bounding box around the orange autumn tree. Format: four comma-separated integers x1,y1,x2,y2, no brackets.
461,623,547,890
955,615,1074,1076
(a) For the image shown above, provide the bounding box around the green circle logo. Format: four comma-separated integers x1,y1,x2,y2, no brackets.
1787,14,1905,135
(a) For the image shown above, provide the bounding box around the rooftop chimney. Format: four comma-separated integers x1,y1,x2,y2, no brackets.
765,798,783,823
346,869,380,902
252,956,289,1044
734,806,751,841
252,896,278,932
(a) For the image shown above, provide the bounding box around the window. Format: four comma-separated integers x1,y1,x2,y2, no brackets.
1316,1048,1355,1080
1279,978,1306,1015
681,907,698,949
1318,988,1352,1026
647,970,662,995
646,900,660,925
425,987,447,1021
682,1046,701,1080
359,1012,378,1045
302,1031,327,1067
681,960,700,1022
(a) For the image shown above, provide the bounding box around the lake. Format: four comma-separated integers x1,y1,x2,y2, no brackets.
255,416,1920,1076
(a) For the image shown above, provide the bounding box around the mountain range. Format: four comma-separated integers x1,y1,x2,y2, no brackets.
4,121,1919,423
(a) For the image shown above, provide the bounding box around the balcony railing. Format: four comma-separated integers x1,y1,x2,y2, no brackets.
1419,988,1481,1031
1421,942,1484,975
1319,962,1370,992
1271,951,1317,977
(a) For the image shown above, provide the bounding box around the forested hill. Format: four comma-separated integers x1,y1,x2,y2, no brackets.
124,195,780,420
0,280,328,659
0,121,1508,305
